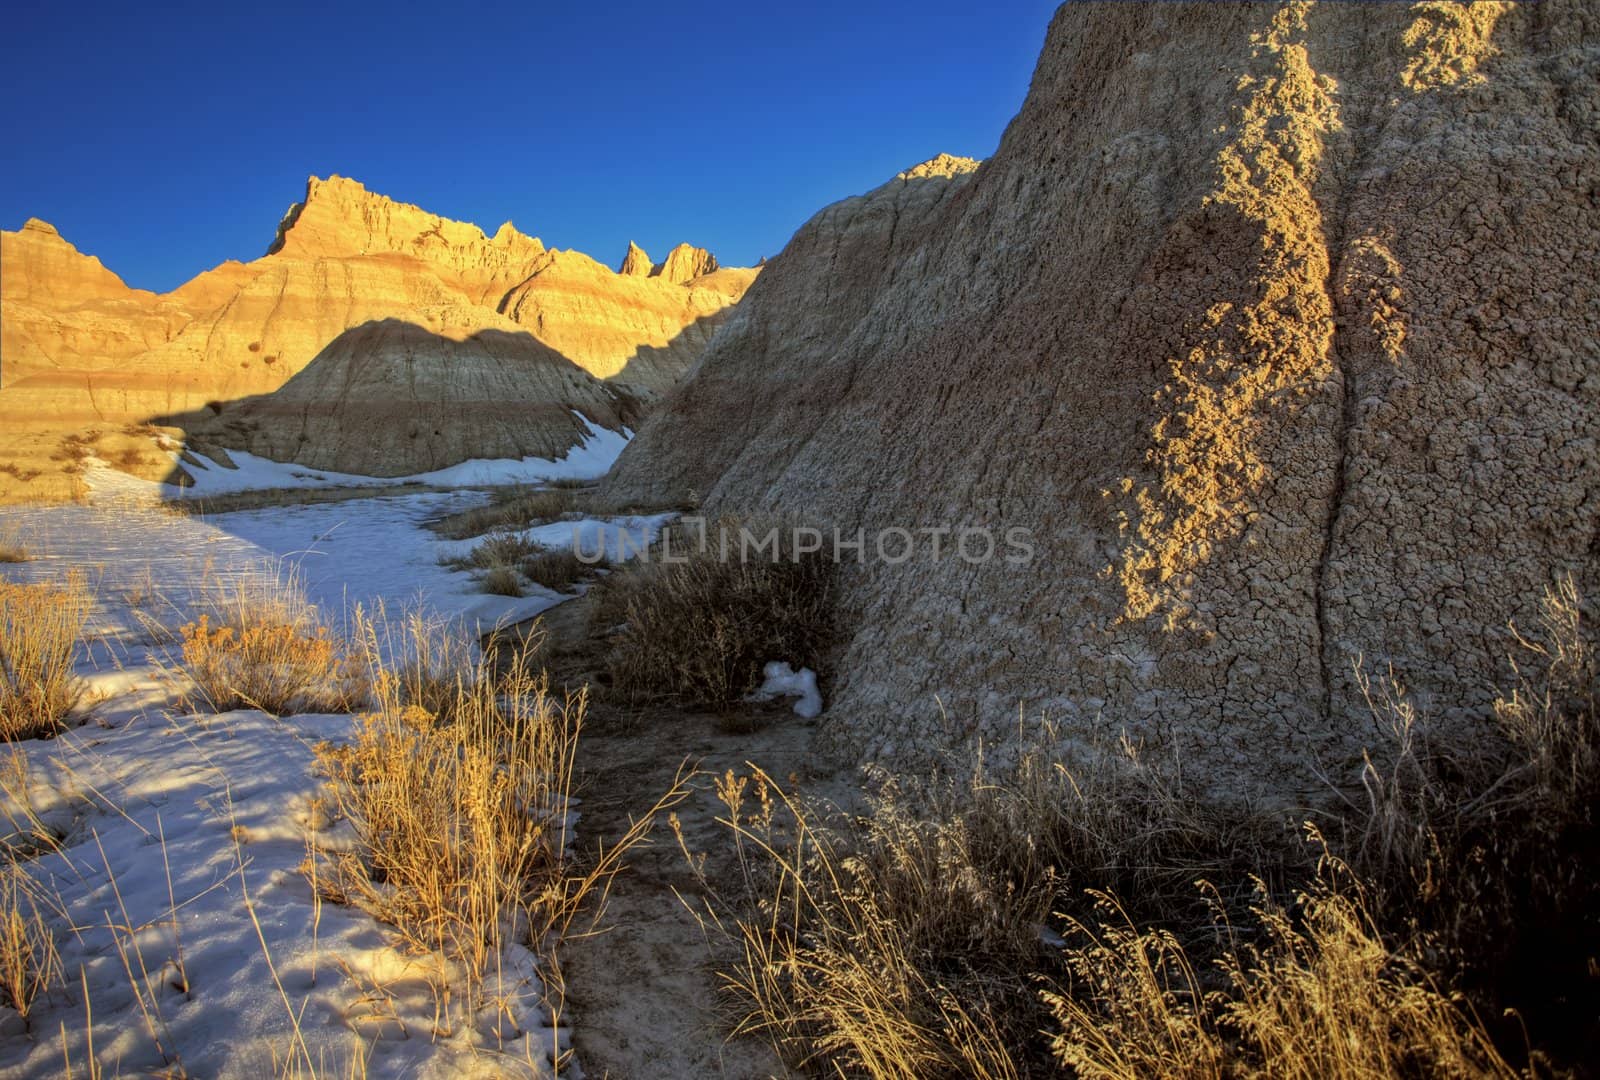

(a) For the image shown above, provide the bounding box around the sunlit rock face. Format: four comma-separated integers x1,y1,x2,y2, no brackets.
605,1,1600,793
0,176,757,483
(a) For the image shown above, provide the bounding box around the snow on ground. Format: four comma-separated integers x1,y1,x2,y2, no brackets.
152,412,632,497
0,707,563,1077
431,513,678,570
0,482,671,1077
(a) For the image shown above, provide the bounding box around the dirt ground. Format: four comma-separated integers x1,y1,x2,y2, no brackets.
525,596,855,1079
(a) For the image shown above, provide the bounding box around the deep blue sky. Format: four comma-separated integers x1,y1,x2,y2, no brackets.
1,2,1057,293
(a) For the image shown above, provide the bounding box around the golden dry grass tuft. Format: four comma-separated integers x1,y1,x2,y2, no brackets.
0,572,91,740
176,574,369,715
0,862,61,1027
314,619,691,1039
480,566,523,597
316,637,577,986
1047,845,1515,1080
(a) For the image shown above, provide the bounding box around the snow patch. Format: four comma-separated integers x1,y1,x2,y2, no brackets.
748,661,824,719
110,411,633,499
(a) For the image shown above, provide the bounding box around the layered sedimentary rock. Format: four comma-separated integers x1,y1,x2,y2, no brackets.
498,250,757,398
606,1,1600,791
0,220,196,387
198,318,637,476
0,176,755,488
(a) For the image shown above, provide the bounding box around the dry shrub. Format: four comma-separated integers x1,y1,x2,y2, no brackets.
0,522,30,563
480,566,523,597
520,548,597,592
598,524,834,710
0,572,90,740
470,529,538,570
315,623,690,1034
432,487,577,540
318,638,578,978
177,574,368,715
0,863,60,1026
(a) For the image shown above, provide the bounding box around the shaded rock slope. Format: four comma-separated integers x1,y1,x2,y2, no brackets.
605,1,1600,793
0,176,755,485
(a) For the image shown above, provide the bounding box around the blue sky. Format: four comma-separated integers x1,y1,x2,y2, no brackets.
1,1,1058,293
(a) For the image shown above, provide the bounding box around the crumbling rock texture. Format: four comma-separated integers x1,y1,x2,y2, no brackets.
606,1,1600,794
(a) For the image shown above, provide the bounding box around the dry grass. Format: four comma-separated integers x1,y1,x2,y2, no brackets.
682,737,1268,1079
1047,845,1515,1080
314,619,692,1042
468,529,539,570
682,574,1600,1080
690,754,1519,1079
1328,575,1600,1063
0,523,32,562
480,566,523,597
317,638,577,974
521,548,602,592
431,487,578,541
596,523,834,711
163,482,437,517
0,862,61,1028
176,574,369,715
0,572,91,740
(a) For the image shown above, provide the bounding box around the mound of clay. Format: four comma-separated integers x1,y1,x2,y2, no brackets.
606,2,1600,792
200,318,637,477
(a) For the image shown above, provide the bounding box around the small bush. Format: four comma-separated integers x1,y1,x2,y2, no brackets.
177,575,368,715
597,523,834,710
315,633,581,1026
521,548,600,592
0,573,90,740
470,529,538,570
481,566,523,597
0,523,30,563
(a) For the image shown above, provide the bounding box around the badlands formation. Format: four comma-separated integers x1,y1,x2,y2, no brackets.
606,1,1600,789
0,176,754,492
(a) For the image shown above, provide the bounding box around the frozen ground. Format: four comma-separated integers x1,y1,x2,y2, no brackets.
0,477,670,1077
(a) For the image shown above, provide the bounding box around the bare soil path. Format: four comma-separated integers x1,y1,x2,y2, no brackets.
527,596,849,1079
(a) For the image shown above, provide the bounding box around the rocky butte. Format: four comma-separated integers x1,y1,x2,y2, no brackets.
603,1,1600,795
0,176,755,492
